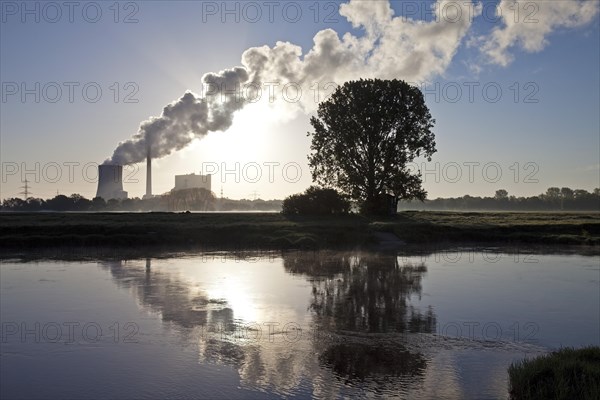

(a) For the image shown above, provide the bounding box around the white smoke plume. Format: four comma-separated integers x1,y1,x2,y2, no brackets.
106,67,250,165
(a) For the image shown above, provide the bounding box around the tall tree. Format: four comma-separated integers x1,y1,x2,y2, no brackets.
308,79,436,214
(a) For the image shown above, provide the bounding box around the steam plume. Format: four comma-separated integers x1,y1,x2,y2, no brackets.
106,67,250,165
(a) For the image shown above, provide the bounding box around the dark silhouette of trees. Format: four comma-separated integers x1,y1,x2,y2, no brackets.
91,197,106,210
1,186,598,212
45,195,72,211
68,194,91,211
546,187,561,199
560,187,574,199
0,191,282,212
544,187,561,209
308,79,436,215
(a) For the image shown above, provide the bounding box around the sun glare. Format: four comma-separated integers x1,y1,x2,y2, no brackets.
206,280,260,323
179,101,280,166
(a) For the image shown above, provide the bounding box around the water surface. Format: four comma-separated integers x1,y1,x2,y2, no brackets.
1,249,598,399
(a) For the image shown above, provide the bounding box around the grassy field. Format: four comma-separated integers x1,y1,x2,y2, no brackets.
508,347,600,400
0,211,598,250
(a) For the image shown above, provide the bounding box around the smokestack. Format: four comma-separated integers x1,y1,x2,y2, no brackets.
146,154,152,198
96,165,128,200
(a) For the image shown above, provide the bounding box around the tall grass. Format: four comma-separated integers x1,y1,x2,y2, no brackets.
508,346,600,400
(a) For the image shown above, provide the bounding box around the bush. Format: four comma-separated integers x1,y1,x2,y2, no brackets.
282,186,351,215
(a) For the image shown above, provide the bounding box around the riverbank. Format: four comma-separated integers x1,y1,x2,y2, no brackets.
1,211,598,250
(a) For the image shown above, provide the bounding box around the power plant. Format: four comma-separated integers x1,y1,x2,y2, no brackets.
96,155,211,200
96,165,128,200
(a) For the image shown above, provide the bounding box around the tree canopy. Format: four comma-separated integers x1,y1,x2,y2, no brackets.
308,79,436,214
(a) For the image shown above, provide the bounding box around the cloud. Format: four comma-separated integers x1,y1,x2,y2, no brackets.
482,0,599,66
243,0,481,86
240,0,482,113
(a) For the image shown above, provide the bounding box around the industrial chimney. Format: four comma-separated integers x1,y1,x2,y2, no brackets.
144,154,152,199
96,165,128,200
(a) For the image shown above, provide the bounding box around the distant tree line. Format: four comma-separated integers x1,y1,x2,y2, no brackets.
398,187,600,211
3,186,598,213
1,188,282,212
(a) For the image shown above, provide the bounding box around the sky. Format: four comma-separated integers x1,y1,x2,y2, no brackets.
1,0,599,201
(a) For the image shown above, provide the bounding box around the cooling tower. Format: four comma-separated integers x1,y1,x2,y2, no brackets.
96,165,128,200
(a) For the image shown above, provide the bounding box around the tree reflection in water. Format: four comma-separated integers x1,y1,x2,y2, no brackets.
321,342,426,379
284,251,436,334
284,251,434,386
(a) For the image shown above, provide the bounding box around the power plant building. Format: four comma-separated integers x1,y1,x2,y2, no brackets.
96,160,211,200
174,173,211,192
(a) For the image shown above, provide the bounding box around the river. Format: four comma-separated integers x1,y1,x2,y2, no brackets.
1,248,598,399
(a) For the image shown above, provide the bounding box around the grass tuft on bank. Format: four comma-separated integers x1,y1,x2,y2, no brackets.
508,346,600,400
